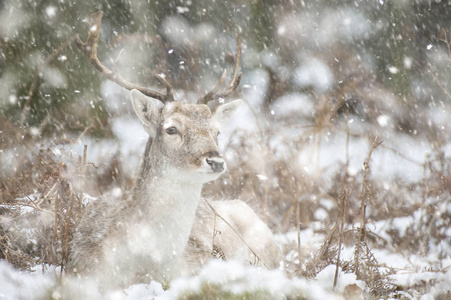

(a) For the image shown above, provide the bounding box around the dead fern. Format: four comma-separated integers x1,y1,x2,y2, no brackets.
300,220,340,279
0,142,94,272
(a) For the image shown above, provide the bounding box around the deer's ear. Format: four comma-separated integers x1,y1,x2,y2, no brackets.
213,100,242,128
131,89,164,137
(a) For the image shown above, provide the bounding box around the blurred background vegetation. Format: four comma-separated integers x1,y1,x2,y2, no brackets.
1,0,450,141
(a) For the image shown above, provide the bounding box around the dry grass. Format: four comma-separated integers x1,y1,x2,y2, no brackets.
0,138,134,272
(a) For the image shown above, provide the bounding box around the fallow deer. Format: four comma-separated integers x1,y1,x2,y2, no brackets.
68,11,280,288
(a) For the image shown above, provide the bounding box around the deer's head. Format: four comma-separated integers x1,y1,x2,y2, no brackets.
77,11,243,182
131,90,241,182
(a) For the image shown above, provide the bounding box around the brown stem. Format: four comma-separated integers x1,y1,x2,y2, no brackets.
203,198,268,269
354,136,382,277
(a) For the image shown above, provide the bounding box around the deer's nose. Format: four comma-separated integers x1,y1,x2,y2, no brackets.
206,158,225,173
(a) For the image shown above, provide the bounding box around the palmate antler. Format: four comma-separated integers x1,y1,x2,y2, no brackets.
76,10,241,104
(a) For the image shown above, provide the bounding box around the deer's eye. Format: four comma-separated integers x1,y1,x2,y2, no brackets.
166,126,178,135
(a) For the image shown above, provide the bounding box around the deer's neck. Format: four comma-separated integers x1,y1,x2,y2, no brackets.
130,138,203,233
132,172,203,214
115,139,203,278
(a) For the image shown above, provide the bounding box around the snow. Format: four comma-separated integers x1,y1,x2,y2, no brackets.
3,72,445,298
146,260,342,299
314,207,329,221
295,128,429,183
1,191,449,299
403,56,413,69
316,265,365,294
0,72,19,109
41,67,67,88
111,117,147,167
161,16,193,47
0,259,344,300
293,58,334,92
161,15,218,47
242,68,269,108
45,6,57,18
68,111,147,179
260,50,281,71
0,261,55,300
2,224,447,299
270,93,314,118
392,270,451,294
2,2,451,299
0,204,34,214
377,114,390,127
388,65,399,74
277,8,371,50
124,282,165,299
0,7,31,38
320,8,372,42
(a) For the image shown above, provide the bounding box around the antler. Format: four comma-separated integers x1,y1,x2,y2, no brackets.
76,11,174,102
198,34,242,104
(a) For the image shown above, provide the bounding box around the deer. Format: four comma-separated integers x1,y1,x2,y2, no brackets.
68,11,281,289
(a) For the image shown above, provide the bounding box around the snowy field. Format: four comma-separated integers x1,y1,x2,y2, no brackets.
1,91,450,299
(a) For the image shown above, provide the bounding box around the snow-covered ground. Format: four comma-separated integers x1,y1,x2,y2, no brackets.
0,258,344,300
2,75,450,299
1,224,450,299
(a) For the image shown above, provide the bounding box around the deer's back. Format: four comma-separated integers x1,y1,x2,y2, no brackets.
185,199,282,270
68,193,125,274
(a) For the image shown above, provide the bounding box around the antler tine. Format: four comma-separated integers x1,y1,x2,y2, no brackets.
198,33,242,104
197,69,227,105
156,74,175,102
214,33,242,99
76,10,173,103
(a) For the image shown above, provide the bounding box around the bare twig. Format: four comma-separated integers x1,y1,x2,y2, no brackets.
53,192,59,242
438,28,451,67
345,112,350,169
68,125,94,155
334,190,350,290
203,198,268,269
82,145,88,178
428,69,451,101
355,136,382,277
13,185,53,215
296,201,301,263
335,114,351,289
380,144,423,166
0,202,53,216
43,182,58,205
211,213,217,253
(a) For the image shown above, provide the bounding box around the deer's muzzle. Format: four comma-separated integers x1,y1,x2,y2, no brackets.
206,158,225,173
